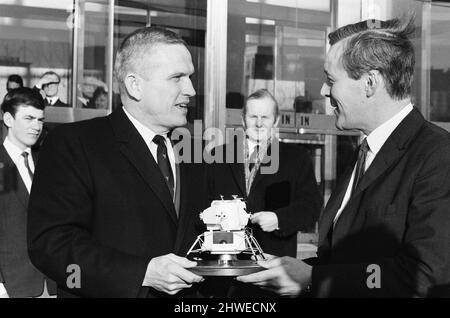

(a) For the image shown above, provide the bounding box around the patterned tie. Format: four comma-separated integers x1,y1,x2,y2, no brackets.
21,152,34,181
351,138,369,196
248,145,259,172
152,135,174,199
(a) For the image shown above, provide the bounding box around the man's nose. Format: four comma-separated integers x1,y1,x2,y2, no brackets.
320,83,330,98
256,118,263,127
32,120,43,130
183,78,196,98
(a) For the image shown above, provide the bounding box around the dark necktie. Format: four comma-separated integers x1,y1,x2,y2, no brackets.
351,138,369,196
248,145,259,172
21,152,34,181
47,99,53,106
152,135,174,199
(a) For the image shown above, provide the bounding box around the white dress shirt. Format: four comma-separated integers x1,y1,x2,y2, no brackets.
0,283,7,298
247,139,259,159
123,107,176,189
46,96,59,105
333,103,414,225
3,137,35,193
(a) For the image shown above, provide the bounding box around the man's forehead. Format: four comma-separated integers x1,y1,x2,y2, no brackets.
246,98,275,114
325,40,347,70
16,105,44,116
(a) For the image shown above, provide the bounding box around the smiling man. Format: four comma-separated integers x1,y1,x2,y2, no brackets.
27,27,205,298
238,17,450,298
35,71,68,107
206,89,322,297
0,87,56,297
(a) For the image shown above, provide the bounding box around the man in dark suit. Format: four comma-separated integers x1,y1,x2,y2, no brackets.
238,17,450,297
35,71,69,107
27,27,204,298
0,87,56,297
207,89,322,258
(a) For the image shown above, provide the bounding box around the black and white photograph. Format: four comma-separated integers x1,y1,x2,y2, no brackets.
0,0,449,310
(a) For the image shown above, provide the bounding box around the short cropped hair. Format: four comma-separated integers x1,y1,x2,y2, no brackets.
243,89,279,119
114,26,187,95
7,74,24,88
328,17,416,100
1,87,45,116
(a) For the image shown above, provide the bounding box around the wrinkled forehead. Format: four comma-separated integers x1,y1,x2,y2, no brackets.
246,97,277,116
15,104,44,116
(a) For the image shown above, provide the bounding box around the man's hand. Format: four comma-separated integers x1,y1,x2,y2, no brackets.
236,256,312,297
35,73,59,90
251,211,279,232
142,253,203,295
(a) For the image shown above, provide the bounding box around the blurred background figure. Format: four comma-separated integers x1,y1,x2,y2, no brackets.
92,86,108,109
77,76,107,108
34,71,68,107
6,75,24,93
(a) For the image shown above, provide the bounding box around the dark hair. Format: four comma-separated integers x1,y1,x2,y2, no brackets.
7,74,24,87
243,88,279,118
328,17,416,100
1,87,45,116
93,86,107,101
114,26,187,95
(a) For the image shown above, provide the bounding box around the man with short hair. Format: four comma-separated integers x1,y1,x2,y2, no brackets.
35,71,68,107
27,27,205,298
206,89,322,297
238,17,450,297
6,74,23,92
208,88,322,258
0,87,56,297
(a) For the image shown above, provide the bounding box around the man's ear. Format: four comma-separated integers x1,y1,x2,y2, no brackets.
123,73,142,101
3,112,13,128
365,70,382,98
241,114,247,130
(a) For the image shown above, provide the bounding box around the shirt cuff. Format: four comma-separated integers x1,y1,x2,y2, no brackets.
0,283,8,297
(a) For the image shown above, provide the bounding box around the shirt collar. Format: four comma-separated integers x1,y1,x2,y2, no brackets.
366,103,413,156
122,107,169,146
3,136,31,162
47,96,59,105
246,138,259,155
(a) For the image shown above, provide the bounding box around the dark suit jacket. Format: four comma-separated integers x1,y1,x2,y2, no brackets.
207,141,323,257
27,108,206,298
311,108,450,298
0,146,56,297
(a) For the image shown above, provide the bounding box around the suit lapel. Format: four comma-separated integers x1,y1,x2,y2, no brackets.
173,162,190,253
328,108,425,245
0,146,29,209
318,158,355,245
352,108,425,198
109,109,178,224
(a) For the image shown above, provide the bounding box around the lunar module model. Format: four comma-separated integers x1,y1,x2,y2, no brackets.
186,197,265,276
